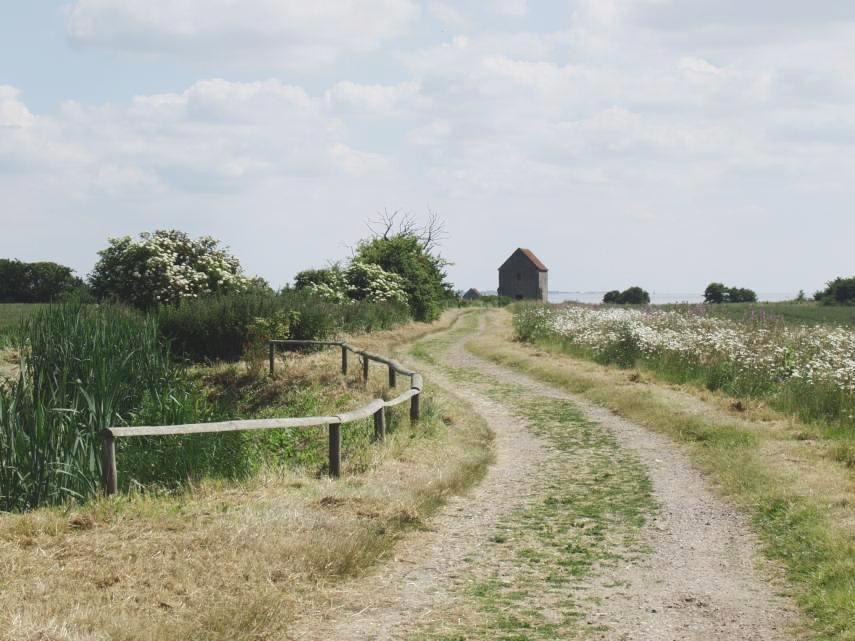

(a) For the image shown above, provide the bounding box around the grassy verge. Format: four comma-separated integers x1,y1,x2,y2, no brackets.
469,309,854,641
0,310,493,641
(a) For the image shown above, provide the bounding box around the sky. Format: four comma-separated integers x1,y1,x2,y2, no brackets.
1,1,854,295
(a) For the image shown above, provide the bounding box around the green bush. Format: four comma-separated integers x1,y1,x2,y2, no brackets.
157,290,409,362
704,282,758,304
354,233,454,322
815,277,855,305
603,286,650,305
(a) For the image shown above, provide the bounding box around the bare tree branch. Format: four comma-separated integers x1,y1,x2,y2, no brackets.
366,209,448,251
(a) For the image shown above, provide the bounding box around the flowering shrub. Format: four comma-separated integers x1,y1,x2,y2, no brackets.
514,304,855,426
303,261,408,306
90,230,250,309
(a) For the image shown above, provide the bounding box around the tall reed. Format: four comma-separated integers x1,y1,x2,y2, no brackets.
0,303,207,511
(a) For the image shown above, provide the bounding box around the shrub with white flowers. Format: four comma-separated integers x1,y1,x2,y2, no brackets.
90,230,250,308
301,261,407,306
343,261,408,305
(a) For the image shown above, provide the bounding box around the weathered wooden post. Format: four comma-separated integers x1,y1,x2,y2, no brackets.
374,406,386,441
341,344,348,375
268,342,275,375
410,392,420,423
328,423,341,477
101,430,117,496
362,354,369,383
388,364,397,388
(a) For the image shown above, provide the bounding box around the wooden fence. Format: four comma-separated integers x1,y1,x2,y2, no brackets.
100,340,423,495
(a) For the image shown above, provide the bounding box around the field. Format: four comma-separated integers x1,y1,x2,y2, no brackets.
0,303,43,337
664,300,855,327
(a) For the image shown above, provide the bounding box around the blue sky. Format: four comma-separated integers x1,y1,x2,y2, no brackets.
2,1,854,294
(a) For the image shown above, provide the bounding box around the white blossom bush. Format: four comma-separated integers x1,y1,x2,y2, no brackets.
90,230,250,308
343,261,408,305
304,261,408,306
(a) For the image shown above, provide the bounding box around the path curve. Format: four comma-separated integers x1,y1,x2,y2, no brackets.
287,315,800,640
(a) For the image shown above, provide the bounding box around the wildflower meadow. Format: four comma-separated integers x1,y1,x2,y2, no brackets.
514,304,855,430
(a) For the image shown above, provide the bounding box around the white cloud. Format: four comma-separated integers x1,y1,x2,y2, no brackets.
1,79,392,194
493,0,528,17
326,81,423,114
66,0,418,66
0,86,36,128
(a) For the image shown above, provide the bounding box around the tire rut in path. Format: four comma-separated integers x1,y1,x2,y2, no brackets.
287,321,801,641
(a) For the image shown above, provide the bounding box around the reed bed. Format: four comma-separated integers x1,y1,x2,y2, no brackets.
0,303,214,511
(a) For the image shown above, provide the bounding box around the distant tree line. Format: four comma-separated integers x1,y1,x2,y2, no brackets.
0,259,88,303
703,282,757,304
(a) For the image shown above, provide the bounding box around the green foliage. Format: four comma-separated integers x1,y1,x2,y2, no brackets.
705,282,757,304
0,303,217,511
592,323,643,368
603,286,650,305
157,291,409,362
815,277,855,306
354,233,453,322
294,266,343,292
295,261,409,306
89,230,250,309
0,259,85,303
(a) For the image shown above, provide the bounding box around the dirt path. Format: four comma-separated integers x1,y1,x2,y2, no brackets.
287,315,800,640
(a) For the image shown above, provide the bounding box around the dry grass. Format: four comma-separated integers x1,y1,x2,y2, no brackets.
468,309,855,641
0,309,492,641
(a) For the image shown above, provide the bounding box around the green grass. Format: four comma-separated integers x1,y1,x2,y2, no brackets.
663,301,855,327
0,303,44,337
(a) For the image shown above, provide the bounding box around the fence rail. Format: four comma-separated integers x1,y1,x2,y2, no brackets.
101,340,423,495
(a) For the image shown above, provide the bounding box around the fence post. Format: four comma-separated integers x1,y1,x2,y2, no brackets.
363,354,369,383
388,364,397,388
341,345,348,375
410,392,421,423
268,342,275,375
329,423,341,477
101,430,117,496
374,406,386,441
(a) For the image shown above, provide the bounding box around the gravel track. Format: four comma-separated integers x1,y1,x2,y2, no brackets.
286,317,801,640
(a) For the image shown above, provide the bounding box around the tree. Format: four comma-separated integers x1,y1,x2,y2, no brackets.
89,230,250,309
603,287,650,305
0,259,83,303
704,282,728,304
705,282,758,304
728,287,757,303
354,212,454,321
815,277,855,305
